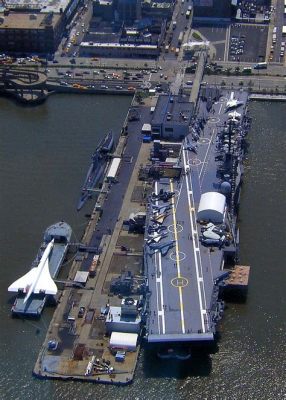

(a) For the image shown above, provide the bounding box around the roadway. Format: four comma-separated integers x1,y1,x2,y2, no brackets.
201,73,286,91
271,0,285,63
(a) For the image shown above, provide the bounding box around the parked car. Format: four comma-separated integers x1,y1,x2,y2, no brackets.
78,307,85,318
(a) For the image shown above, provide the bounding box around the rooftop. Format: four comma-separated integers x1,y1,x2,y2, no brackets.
0,11,61,29
2,0,72,14
152,94,194,126
81,41,158,49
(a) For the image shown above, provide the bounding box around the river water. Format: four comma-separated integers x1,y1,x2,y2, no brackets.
0,96,286,400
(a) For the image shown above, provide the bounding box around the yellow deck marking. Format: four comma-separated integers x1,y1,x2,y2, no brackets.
170,179,185,334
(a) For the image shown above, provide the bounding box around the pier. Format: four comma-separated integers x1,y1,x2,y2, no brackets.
33,96,154,384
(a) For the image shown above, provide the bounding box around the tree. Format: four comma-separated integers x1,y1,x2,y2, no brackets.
136,92,143,103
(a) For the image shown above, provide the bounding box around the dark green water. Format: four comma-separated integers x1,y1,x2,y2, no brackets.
0,97,286,400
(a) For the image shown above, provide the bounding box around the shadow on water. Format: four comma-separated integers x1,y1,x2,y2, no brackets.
142,347,213,379
7,294,16,305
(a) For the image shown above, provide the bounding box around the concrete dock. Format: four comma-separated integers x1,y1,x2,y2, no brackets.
34,98,154,384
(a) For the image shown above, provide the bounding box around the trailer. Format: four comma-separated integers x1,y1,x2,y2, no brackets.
106,157,121,182
178,32,184,46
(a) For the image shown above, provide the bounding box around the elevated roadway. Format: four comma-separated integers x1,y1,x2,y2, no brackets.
0,67,48,103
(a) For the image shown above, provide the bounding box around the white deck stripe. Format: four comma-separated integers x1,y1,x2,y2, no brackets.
153,181,166,334
170,179,185,334
199,128,216,180
182,148,207,332
158,252,166,334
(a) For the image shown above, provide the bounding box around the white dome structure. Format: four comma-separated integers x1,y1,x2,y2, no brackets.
197,192,226,223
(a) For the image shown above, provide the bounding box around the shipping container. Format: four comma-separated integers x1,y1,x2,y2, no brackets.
89,255,99,277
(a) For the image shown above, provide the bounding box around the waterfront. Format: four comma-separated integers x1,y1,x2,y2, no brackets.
1,97,286,399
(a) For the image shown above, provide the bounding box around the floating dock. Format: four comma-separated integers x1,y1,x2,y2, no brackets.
9,222,72,317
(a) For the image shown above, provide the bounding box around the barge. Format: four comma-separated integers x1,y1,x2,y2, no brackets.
8,221,72,317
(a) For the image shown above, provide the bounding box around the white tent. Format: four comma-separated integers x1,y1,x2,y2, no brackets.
197,192,226,223
110,332,138,351
106,157,121,182
182,40,210,53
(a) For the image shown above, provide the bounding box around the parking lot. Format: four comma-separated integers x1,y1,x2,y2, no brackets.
229,24,268,62
194,25,228,61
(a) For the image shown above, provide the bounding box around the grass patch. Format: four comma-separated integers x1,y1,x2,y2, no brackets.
192,32,202,41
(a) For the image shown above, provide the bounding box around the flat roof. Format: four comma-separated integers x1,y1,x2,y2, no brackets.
74,271,89,284
4,0,71,13
152,94,194,126
107,157,121,179
81,42,158,50
93,0,112,5
0,12,61,29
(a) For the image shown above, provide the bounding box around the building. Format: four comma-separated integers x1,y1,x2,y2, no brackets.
151,94,194,140
109,331,138,351
93,0,113,21
141,0,174,20
193,0,232,22
105,298,141,334
80,41,159,57
0,0,80,54
0,12,62,53
116,0,141,23
82,12,165,58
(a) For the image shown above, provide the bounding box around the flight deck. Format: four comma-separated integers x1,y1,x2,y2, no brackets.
145,89,250,345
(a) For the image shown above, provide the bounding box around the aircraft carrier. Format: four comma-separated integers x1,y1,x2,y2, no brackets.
144,89,250,357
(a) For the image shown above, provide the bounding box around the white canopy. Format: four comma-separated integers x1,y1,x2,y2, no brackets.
197,192,226,223
110,332,138,351
182,41,210,52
